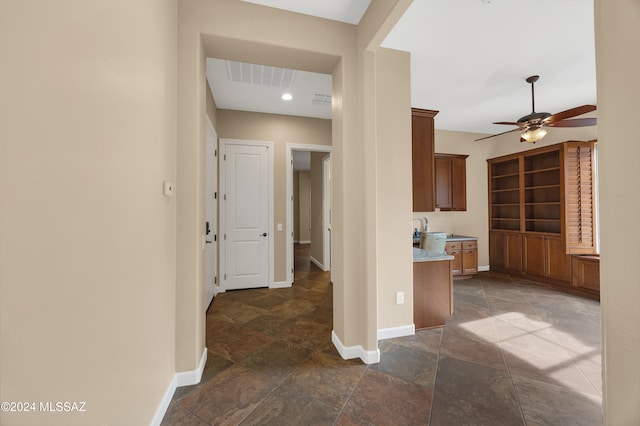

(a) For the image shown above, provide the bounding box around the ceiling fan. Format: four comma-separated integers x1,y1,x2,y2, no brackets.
475,75,597,143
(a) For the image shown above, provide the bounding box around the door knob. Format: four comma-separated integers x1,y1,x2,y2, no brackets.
260,232,267,237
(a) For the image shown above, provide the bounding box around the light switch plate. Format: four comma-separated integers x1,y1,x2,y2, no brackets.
163,181,174,196
277,223,283,231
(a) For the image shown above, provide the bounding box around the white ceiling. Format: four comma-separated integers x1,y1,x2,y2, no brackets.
206,58,332,119
240,0,372,25
209,0,596,136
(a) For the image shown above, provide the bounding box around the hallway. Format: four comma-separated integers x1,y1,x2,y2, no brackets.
162,245,601,425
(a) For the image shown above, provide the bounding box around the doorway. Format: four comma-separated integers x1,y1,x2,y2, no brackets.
286,144,332,285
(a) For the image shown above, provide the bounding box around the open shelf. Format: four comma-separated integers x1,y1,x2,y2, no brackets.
525,219,561,234
490,158,521,232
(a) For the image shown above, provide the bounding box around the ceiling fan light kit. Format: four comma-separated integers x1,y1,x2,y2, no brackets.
520,125,547,143
475,75,596,143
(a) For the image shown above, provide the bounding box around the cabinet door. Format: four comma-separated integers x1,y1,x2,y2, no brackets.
505,233,523,272
435,156,452,210
571,256,600,292
524,234,546,277
489,232,506,269
412,109,437,212
546,235,571,282
446,242,462,276
413,260,453,329
462,241,478,275
451,156,467,211
490,232,522,272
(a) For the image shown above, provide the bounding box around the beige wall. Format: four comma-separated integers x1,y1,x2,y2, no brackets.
206,79,218,128
0,0,177,425
298,171,312,243
216,109,331,281
375,48,414,332
595,0,640,423
310,152,325,265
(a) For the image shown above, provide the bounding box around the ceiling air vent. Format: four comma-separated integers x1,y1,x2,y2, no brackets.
226,60,296,88
311,94,331,106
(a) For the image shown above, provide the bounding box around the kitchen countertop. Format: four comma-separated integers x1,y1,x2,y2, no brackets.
413,247,454,263
445,235,478,241
413,234,478,245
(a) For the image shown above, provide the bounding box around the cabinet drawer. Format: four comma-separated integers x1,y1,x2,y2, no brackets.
445,241,462,250
463,240,477,250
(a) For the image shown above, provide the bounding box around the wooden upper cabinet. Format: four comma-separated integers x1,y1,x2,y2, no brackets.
435,153,468,211
435,156,451,209
412,108,439,212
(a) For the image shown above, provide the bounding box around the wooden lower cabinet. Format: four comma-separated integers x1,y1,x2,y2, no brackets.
489,232,522,273
571,255,600,294
546,236,571,282
524,234,570,282
413,259,453,329
523,234,546,276
445,240,478,278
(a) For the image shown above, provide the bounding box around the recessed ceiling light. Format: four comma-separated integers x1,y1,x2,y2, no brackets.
281,93,293,101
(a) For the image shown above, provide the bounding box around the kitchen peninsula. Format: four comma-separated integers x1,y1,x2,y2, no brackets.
413,248,454,329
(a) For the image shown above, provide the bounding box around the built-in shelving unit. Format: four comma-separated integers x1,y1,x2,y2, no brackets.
489,158,521,231
487,140,598,298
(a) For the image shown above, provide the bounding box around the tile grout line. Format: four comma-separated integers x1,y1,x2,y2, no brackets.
171,398,216,426
427,326,445,425
523,290,603,398
331,361,371,425
485,274,528,426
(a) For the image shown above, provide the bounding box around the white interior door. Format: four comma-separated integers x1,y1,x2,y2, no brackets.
205,120,218,309
223,142,270,290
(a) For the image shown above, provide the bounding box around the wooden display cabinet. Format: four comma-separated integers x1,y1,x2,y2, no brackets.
487,141,597,297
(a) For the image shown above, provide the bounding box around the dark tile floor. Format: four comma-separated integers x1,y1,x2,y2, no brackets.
162,245,602,425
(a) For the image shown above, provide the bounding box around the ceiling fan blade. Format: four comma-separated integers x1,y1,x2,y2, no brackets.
474,127,522,142
546,117,597,127
545,104,596,124
493,121,521,126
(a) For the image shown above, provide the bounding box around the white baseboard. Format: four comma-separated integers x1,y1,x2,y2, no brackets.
310,256,325,271
298,240,311,244
378,324,415,340
270,280,290,289
331,330,380,364
478,265,490,272
151,347,207,425
176,347,207,387
150,374,177,426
